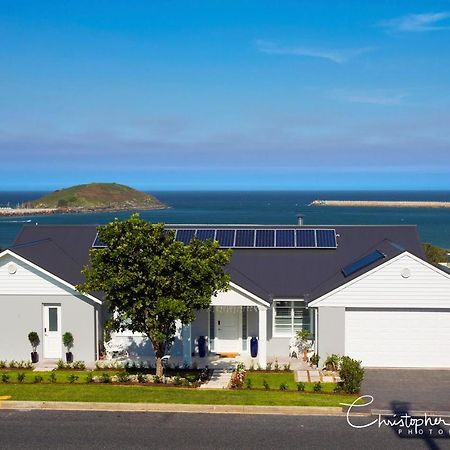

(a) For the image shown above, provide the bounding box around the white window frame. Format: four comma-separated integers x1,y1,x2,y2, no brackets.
272,299,309,338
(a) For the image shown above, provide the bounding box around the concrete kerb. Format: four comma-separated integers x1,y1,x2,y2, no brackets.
0,400,352,416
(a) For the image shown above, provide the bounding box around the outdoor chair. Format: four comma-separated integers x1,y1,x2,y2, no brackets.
104,340,129,360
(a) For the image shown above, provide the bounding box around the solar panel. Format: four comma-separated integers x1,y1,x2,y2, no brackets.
195,229,216,241
215,229,235,247
276,229,295,247
342,250,385,277
255,229,275,247
175,229,195,244
316,229,337,248
92,233,107,248
296,229,315,247
166,227,337,249
235,229,255,247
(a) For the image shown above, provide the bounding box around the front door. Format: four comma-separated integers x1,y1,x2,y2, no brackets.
43,305,62,359
215,308,240,353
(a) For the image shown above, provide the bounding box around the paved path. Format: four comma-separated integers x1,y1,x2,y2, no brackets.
0,410,443,449
361,369,450,414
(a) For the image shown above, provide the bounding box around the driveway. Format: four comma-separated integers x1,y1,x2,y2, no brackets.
360,369,450,413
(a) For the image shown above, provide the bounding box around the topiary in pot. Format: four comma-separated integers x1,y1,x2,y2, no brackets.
28,331,40,364
62,332,74,363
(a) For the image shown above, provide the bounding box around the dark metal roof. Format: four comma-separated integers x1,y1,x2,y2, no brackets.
10,224,424,304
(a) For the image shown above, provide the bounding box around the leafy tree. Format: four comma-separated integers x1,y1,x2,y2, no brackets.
423,243,448,265
77,214,231,376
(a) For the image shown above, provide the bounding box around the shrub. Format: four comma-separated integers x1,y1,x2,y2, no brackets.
0,361,6,369
339,356,365,394
310,353,320,367
182,378,191,387
262,379,270,390
117,372,129,383
86,373,94,383
245,377,253,389
24,361,33,370
313,382,322,392
137,373,147,384
34,375,43,384
17,372,26,383
67,374,79,384
173,375,182,386
9,360,18,369
153,375,162,384
72,361,86,370
274,360,280,371
283,363,291,372
279,382,288,391
101,373,111,383
56,359,66,370
230,369,245,389
49,371,57,383
266,362,272,371
1,373,10,383
324,354,341,372
297,382,306,392
333,383,342,393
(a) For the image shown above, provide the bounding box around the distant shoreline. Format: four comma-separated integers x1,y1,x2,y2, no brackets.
0,205,168,217
310,200,450,209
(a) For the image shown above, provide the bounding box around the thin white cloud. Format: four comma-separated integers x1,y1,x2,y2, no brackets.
330,89,408,106
380,12,450,32
255,40,374,64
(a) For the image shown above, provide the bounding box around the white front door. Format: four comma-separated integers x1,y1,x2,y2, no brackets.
215,308,240,353
43,305,62,359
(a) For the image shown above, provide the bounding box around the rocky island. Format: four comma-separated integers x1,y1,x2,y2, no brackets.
0,183,167,216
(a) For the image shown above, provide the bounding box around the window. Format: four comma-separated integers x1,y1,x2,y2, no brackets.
242,308,248,351
273,300,310,337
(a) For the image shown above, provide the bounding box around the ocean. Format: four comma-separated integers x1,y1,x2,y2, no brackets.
1,191,450,249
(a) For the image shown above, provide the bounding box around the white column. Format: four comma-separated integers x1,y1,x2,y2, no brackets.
182,323,192,367
258,306,267,368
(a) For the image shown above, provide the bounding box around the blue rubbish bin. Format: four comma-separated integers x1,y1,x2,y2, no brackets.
198,336,207,358
250,337,258,358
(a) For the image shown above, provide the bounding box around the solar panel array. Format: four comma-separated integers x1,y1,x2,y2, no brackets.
172,228,338,249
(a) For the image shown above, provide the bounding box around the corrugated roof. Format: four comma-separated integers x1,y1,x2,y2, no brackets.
10,224,424,303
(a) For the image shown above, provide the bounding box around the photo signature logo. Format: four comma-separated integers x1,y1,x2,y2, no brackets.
341,395,450,436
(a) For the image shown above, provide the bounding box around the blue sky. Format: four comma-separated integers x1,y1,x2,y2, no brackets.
1,1,450,190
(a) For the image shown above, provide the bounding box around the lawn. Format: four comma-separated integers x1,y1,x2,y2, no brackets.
0,383,356,407
0,371,357,407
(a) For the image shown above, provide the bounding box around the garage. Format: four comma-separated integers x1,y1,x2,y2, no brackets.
345,309,450,368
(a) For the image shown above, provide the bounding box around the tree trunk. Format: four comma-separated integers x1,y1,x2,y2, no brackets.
152,340,166,378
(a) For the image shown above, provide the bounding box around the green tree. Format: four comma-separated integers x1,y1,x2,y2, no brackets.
77,214,231,376
423,243,448,265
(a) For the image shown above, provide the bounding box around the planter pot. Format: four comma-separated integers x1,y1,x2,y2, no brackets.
250,337,258,358
31,352,39,364
66,352,73,363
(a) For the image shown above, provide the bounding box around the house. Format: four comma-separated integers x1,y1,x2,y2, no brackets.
1,222,450,369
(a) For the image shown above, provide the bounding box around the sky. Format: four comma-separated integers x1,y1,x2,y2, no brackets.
1,0,450,191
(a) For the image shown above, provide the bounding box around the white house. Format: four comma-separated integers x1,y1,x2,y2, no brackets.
1,222,449,369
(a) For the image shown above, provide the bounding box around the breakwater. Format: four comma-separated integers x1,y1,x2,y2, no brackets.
310,200,450,209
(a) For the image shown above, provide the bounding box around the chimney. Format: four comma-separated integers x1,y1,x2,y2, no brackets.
297,214,304,226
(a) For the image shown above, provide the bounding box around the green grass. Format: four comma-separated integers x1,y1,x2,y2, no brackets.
0,383,356,407
245,372,335,392
0,370,356,406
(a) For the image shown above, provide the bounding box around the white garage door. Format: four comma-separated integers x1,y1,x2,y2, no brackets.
345,309,450,368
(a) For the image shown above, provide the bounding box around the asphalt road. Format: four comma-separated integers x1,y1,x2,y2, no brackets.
1,410,449,449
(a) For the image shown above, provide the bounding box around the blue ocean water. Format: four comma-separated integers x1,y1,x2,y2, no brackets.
1,191,450,249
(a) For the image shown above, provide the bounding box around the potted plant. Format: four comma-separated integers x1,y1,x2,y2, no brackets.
28,331,40,364
310,353,320,369
296,329,312,361
63,332,74,363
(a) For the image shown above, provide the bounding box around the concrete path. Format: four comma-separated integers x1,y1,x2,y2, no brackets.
200,368,232,389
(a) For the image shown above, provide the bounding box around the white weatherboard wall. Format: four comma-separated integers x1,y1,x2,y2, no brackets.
310,252,450,368
311,253,450,308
